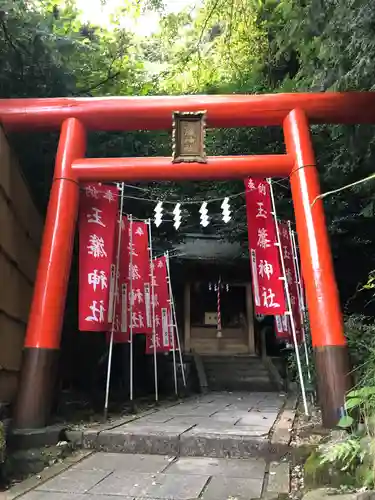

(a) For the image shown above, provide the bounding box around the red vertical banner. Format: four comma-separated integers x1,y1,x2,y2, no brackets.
128,221,152,334
292,231,306,312
275,314,291,341
278,221,302,343
245,178,286,315
110,215,130,343
79,183,118,331
146,256,170,354
166,256,178,352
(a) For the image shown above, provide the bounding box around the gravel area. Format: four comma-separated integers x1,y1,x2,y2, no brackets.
289,402,326,499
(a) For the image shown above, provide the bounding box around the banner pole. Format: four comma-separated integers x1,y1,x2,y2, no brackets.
148,219,159,402
104,182,125,420
291,230,308,327
166,252,186,388
128,214,134,406
165,251,178,396
289,222,312,383
268,179,309,416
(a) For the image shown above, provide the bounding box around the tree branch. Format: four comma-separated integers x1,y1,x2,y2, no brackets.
0,18,25,79
74,71,121,96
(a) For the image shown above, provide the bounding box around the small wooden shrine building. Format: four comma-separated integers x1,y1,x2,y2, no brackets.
170,233,257,356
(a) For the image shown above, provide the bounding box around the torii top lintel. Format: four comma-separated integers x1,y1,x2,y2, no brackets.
0,92,375,132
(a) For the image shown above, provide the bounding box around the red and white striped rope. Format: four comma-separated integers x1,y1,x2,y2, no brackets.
217,279,222,337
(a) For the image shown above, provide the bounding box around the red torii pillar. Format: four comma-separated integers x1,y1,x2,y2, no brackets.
14,118,86,428
284,109,350,422
0,93,361,429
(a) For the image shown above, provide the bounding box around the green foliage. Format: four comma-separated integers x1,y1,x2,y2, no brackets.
317,385,375,488
314,312,375,489
320,435,361,471
304,449,356,489
4,0,150,98
149,0,268,93
345,315,375,385
304,442,371,490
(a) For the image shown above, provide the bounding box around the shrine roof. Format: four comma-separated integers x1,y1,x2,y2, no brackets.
174,233,245,261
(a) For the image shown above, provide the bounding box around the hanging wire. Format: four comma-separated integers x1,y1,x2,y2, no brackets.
82,175,290,205
80,177,292,229
272,178,290,191
81,187,248,205
124,212,174,223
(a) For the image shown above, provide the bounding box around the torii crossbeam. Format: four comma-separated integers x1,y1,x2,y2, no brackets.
4,92,372,429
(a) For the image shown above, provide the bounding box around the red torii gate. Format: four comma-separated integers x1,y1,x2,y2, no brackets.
3,92,373,429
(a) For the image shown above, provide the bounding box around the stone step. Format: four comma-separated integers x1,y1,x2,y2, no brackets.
202,356,277,392
207,374,273,379
205,367,268,378
67,393,295,461
69,418,287,459
206,374,271,381
204,360,269,368
202,356,269,367
208,382,276,392
205,363,269,368
202,358,265,365
204,365,268,372
207,376,276,382
207,374,271,381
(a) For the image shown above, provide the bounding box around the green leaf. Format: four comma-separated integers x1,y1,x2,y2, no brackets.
348,387,375,399
337,415,354,429
345,397,362,410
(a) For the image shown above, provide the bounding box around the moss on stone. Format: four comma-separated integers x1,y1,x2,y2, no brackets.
355,462,374,488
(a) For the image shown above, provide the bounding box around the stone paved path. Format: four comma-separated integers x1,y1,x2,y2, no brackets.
135,392,282,430
17,452,270,499
76,392,286,458
11,393,292,499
